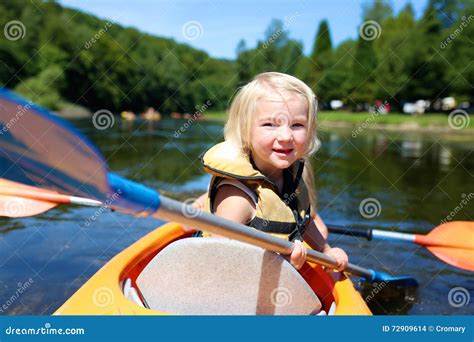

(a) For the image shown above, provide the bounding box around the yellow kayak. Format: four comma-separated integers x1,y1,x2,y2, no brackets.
55,222,371,315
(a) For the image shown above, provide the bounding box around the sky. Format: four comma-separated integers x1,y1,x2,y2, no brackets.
59,0,429,59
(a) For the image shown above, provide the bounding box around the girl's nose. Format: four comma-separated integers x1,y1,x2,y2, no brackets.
276,126,293,141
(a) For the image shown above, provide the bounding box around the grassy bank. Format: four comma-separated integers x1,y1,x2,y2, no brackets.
204,111,473,131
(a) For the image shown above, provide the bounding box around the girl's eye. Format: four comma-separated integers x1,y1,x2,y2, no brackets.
292,123,305,128
262,122,274,127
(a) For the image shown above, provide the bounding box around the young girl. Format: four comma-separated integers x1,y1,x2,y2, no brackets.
194,72,348,271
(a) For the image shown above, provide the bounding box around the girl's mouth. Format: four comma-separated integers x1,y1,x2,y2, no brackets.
273,148,294,156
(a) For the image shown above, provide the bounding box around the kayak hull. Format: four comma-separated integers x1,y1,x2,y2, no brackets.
54,223,371,315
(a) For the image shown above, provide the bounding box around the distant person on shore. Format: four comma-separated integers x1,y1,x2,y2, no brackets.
121,111,136,121
140,107,161,121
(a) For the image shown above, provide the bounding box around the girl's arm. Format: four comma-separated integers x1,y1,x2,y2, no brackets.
313,214,329,240
213,185,255,224
185,189,254,233
303,214,348,271
303,217,329,252
194,189,307,269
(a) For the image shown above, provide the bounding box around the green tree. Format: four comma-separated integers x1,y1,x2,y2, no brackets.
441,3,474,101
347,37,378,106
309,20,333,92
403,2,446,100
293,55,312,87
317,40,357,101
235,19,305,85
1,1,237,113
278,40,304,74
428,0,470,28
14,65,65,109
362,0,394,22
311,20,332,59
373,4,416,107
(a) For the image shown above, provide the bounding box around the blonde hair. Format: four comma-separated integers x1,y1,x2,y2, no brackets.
224,72,320,214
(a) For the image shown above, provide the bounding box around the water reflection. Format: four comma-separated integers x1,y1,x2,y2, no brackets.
360,281,418,315
438,147,452,172
82,118,222,190
401,140,423,158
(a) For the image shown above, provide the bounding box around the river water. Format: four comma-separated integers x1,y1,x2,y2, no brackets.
0,118,472,315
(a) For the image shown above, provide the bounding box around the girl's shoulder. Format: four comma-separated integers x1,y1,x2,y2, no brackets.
213,179,256,225
216,178,258,204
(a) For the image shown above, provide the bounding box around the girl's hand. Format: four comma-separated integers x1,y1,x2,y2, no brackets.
289,240,307,270
324,247,348,271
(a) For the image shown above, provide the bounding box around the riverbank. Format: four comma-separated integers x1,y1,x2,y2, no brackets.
204,111,473,135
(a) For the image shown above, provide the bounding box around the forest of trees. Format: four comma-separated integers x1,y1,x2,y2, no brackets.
0,0,472,114
237,0,473,111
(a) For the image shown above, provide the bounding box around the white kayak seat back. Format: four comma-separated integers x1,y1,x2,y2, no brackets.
136,237,322,315
123,278,145,308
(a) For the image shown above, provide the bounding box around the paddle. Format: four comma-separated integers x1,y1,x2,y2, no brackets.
1,182,467,275
327,224,474,272
0,178,101,217
0,88,417,286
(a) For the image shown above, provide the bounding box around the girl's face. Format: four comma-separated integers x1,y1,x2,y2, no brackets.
250,91,308,180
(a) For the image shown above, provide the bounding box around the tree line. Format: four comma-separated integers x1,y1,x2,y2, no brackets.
0,0,472,114
237,0,472,111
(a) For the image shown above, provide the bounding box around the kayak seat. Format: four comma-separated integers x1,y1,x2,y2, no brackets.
136,237,322,315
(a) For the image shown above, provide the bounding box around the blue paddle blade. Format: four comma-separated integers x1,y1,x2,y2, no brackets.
0,88,159,215
369,269,418,287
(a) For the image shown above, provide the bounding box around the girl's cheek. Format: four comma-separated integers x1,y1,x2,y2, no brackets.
295,132,307,144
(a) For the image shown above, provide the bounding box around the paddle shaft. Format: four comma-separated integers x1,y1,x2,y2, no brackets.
328,224,470,248
156,196,375,280
328,224,415,242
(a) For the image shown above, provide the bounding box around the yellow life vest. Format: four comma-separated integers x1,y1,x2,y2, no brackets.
201,141,311,241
